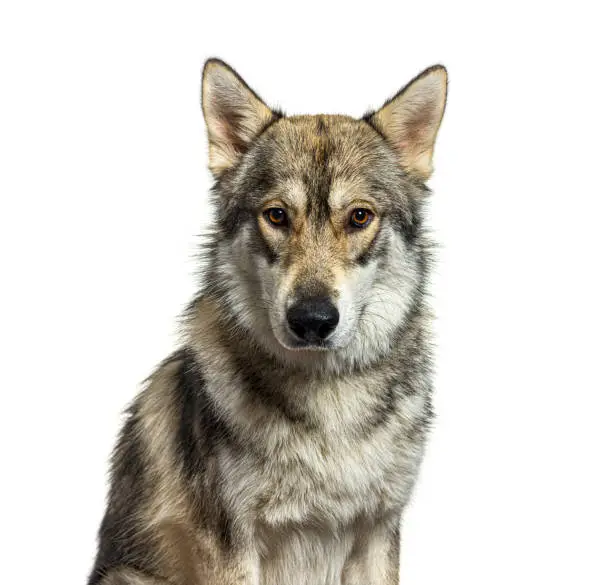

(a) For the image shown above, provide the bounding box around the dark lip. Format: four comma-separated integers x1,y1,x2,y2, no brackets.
284,339,331,351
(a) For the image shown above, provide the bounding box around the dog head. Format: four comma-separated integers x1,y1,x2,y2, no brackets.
201,59,446,366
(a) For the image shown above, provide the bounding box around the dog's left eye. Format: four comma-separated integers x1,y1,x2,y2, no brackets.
263,207,289,227
349,208,374,228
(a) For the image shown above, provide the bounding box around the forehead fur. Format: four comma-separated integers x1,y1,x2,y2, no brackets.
264,115,383,177
230,115,419,209
260,115,404,201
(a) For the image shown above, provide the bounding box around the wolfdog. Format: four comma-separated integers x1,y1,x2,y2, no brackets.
88,58,447,585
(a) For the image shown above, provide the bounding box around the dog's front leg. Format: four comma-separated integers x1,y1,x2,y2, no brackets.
95,527,260,585
342,517,401,585
97,555,259,585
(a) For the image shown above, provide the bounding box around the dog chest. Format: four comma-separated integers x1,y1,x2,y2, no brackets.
219,392,425,530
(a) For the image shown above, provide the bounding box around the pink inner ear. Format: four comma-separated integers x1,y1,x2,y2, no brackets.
208,113,239,151
208,115,227,139
394,102,438,153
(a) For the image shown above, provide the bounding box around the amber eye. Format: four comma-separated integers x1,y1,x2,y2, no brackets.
264,207,288,227
349,208,373,228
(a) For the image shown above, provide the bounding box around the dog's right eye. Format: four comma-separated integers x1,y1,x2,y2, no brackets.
263,208,289,227
349,208,374,229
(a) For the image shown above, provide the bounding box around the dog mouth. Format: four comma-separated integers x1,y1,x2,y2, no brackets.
273,319,354,352
280,335,334,351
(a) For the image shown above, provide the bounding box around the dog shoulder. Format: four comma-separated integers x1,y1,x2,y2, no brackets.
90,350,224,583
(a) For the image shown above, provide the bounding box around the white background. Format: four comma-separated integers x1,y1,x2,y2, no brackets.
1,1,611,583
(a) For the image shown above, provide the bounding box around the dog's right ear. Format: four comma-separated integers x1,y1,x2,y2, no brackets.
202,59,279,177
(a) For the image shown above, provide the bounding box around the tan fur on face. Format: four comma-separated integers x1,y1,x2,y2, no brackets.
257,177,382,285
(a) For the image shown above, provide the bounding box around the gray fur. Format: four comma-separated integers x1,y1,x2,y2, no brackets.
88,59,447,585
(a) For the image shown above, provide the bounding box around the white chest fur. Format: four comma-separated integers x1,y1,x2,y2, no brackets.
257,524,355,585
208,360,428,585
215,379,426,584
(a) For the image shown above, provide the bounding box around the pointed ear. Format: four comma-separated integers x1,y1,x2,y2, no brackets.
366,65,447,180
201,59,279,177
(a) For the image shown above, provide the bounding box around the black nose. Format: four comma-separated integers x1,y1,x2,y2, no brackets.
287,297,340,343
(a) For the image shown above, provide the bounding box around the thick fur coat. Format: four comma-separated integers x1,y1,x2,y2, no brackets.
88,59,447,585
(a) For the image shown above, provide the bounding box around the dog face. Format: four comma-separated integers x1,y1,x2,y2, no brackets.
201,60,446,363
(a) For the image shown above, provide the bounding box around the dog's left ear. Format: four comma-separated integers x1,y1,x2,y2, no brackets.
366,65,447,180
202,59,279,177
